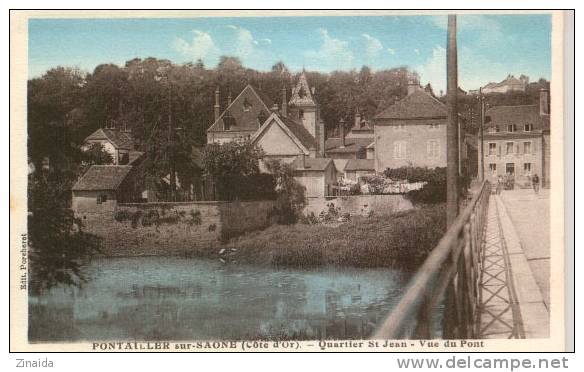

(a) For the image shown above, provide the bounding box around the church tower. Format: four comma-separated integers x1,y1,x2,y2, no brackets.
288,71,318,138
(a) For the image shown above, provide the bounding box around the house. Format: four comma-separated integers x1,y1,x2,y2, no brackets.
343,159,376,182
290,155,337,197
481,74,527,94
479,88,550,187
83,127,141,165
373,82,449,172
206,85,274,144
72,165,144,214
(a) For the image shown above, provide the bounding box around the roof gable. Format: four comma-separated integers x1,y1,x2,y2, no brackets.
289,72,316,107
72,165,133,191
207,85,273,133
85,128,134,149
374,90,447,120
252,113,316,154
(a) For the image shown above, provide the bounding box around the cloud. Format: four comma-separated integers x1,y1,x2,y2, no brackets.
304,28,354,71
415,45,446,93
261,38,272,45
431,15,506,47
173,30,220,65
414,48,420,55
362,33,383,58
387,48,396,55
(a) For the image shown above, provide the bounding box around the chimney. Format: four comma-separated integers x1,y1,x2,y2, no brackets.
271,103,279,113
281,86,287,117
318,120,325,157
214,87,220,122
309,146,317,158
540,88,549,116
339,118,345,148
227,90,232,107
354,111,361,128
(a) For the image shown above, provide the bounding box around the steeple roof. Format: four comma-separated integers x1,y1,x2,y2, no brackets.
288,71,316,107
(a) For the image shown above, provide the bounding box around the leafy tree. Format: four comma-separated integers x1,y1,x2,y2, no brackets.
28,170,102,294
264,159,307,224
78,143,114,175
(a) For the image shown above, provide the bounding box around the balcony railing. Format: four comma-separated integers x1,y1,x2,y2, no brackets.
372,181,490,339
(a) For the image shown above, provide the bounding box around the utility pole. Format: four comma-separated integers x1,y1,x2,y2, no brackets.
446,14,459,227
479,87,485,181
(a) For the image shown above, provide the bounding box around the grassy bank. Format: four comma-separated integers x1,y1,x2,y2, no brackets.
192,204,446,270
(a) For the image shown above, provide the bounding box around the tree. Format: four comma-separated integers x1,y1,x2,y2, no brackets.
264,159,307,224
28,170,102,294
78,143,114,175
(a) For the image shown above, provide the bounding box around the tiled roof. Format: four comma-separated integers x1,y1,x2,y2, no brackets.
85,128,134,149
128,151,145,165
279,115,317,150
207,85,273,133
288,72,316,107
72,165,133,191
325,137,373,154
290,157,334,172
374,90,447,120
485,105,547,131
344,159,375,171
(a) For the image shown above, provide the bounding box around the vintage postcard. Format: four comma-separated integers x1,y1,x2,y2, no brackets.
10,10,568,352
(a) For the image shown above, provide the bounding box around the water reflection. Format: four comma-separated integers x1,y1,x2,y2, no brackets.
29,257,412,341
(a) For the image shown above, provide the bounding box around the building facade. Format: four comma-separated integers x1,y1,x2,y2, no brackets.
373,84,449,172
479,89,550,187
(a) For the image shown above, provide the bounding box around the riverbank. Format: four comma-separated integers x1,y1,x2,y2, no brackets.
190,204,446,269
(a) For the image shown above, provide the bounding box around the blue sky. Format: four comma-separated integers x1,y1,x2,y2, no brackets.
29,14,551,92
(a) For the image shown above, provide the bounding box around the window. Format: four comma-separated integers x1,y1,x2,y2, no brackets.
489,163,497,175
488,125,500,133
506,142,514,155
223,111,235,130
119,152,129,165
488,143,497,156
97,194,108,204
523,141,532,154
393,141,407,159
393,124,405,131
524,124,533,132
426,140,440,158
299,109,304,119
505,163,515,175
507,124,516,133
523,163,532,176
428,123,440,130
242,98,252,112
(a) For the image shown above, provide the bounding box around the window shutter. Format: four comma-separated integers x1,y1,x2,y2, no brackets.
426,141,432,158
534,141,539,153
498,145,501,156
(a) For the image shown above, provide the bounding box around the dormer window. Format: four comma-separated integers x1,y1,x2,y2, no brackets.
243,98,252,112
524,124,533,132
507,124,516,133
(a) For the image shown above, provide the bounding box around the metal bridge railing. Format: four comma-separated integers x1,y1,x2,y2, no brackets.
372,181,491,339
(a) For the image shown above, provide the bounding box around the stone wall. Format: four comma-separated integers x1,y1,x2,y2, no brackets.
303,194,413,217
77,200,275,256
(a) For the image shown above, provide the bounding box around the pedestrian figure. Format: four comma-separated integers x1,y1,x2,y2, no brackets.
496,175,503,195
532,173,540,194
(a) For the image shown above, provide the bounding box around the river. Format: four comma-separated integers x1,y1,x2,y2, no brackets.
29,257,414,341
